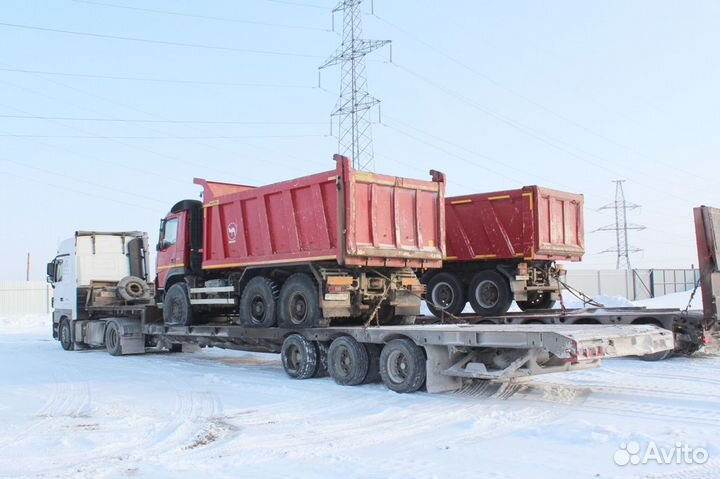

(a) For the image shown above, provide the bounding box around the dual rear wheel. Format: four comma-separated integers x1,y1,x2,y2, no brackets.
237,273,324,329
281,334,426,393
426,270,513,317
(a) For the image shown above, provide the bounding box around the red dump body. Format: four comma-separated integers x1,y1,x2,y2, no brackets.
445,186,584,262
195,155,446,270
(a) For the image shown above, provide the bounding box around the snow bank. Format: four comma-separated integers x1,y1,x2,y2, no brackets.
633,289,703,310
0,314,51,333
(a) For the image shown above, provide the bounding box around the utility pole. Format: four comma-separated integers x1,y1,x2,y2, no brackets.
319,0,391,171
595,180,645,269
26,253,30,281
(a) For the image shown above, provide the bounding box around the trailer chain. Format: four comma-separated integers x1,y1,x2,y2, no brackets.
557,278,605,309
682,277,702,315
363,284,391,328
367,268,463,325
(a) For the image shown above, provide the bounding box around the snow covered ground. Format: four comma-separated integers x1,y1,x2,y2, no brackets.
1,291,718,479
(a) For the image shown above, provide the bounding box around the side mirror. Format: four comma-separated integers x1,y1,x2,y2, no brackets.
46,261,56,283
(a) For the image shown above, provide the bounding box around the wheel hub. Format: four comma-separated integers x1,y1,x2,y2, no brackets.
476,280,499,308
432,282,454,309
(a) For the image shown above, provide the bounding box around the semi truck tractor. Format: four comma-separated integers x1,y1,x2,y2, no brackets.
155,154,446,328
424,186,584,317
47,231,153,347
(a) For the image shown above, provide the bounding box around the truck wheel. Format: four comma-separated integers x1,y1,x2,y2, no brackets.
105,321,122,356
468,271,512,316
517,292,556,311
59,319,74,351
278,274,321,329
239,277,279,328
427,273,466,317
281,334,318,379
380,338,426,393
327,336,369,386
163,283,193,326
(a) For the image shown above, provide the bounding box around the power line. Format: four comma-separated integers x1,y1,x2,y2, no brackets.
0,21,324,58
71,0,330,32
0,66,318,89
0,134,328,139
0,114,325,125
374,12,708,184
255,0,329,9
392,62,701,207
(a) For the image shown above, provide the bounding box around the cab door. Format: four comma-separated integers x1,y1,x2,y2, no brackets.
156,214,183,289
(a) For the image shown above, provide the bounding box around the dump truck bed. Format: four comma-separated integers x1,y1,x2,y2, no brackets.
445,185,584,262
196,155,445,270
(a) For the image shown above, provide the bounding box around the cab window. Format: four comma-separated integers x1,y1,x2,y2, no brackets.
161,218,179,249
55,259,64,282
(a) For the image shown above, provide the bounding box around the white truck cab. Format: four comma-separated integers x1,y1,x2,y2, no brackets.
47,231,151,344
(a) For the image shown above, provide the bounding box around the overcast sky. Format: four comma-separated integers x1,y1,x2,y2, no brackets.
1,0,718,280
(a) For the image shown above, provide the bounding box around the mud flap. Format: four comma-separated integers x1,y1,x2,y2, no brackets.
424,345,463,393
112,318,145,355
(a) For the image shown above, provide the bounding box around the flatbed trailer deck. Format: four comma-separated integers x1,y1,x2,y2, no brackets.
66,304,674,394
415,306,708,357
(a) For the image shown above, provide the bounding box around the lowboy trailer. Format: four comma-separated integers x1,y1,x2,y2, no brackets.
47,224,675,394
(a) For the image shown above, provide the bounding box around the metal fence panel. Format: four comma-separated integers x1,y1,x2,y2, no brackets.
0,281,52,316
565,269,699,301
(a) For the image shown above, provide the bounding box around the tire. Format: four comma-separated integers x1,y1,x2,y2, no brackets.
468,270,513,316
278,274,322,329
380,338,426,394
117,275,150,302
281,334,319,380
426,273,466,317
517,292,556,311
105,321,122,356
239,277,279,328
163,283,192,326
363,343,382,384
59,319,73,351
327,336,369,386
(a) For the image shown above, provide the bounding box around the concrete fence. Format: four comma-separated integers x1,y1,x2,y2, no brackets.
0,281,52,316
565,269,699,301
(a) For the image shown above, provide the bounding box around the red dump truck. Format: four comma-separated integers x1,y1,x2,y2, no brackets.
157,155,446,328
424,186,584,316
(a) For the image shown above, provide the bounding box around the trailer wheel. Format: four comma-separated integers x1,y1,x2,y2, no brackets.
239,277,279,328
105,321,122,356
59,318,74,351
281,334,319,380
380,338,426,393
468,271,512,316
163,283,193,326
327,336,369,386
517,292,556,311
278,274,321,329
427,273,466,317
